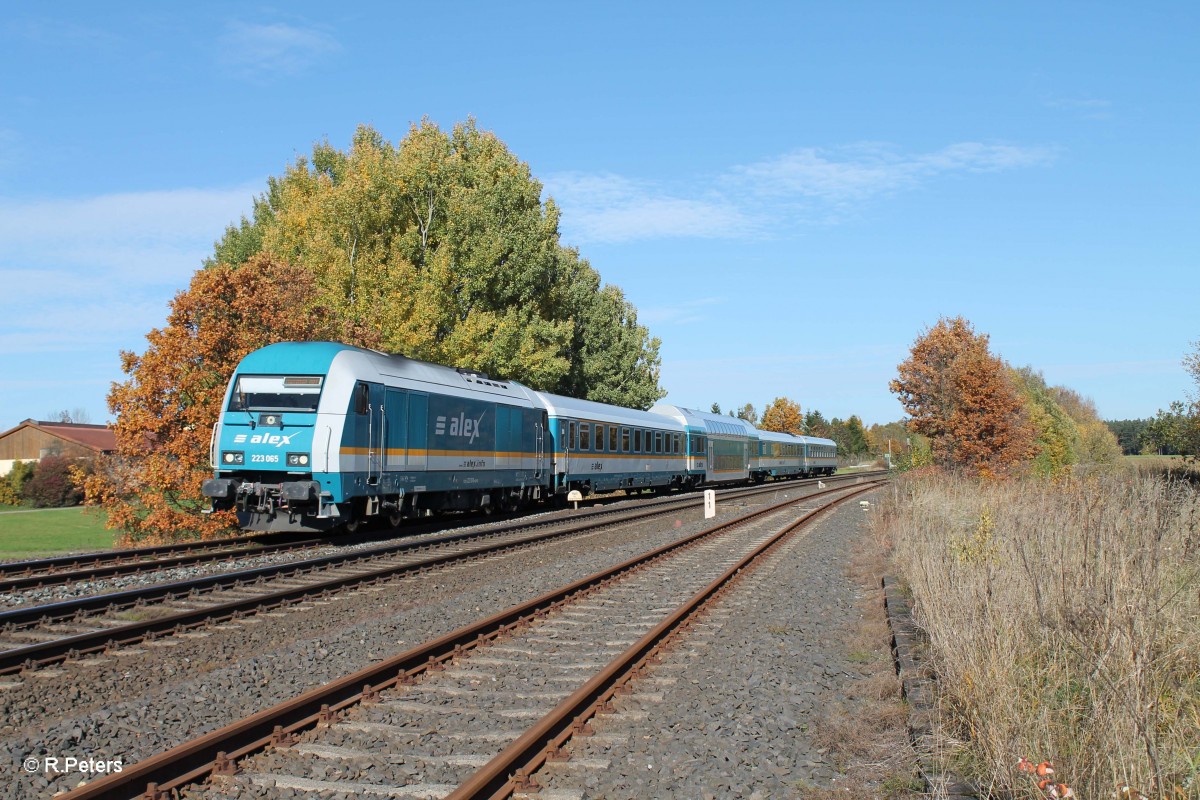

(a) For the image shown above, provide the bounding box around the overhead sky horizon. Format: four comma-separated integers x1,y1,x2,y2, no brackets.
2,2,1197,431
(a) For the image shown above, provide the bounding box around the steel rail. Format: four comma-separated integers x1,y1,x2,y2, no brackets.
55,480,883,800
0,470,882,582
0,476,876,675
449,482,880,799
0,472,872,629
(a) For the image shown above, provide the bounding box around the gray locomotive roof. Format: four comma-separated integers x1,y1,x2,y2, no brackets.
338,348,538,403
532,392,686,430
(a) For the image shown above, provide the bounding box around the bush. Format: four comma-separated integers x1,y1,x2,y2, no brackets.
0,461,35,506
21,456,86,508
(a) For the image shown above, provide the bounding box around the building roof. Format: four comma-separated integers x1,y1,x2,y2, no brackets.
0,419,117,453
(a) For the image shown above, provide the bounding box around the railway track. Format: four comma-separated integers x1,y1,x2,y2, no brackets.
0,474,880,676
0,472,883,597
58,479,883,800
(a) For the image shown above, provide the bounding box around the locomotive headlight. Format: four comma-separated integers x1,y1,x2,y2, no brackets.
222,451,245,465
286,453,310,467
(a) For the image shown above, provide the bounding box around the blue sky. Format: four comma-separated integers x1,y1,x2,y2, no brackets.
2,2,1197,431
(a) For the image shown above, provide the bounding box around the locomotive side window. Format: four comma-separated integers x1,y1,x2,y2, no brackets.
229,375,323,413
354,383,370,415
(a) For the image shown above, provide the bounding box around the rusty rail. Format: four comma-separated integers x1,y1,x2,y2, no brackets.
56,479,882,800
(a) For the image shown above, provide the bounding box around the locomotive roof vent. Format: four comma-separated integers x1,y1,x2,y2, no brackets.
456,367,509,390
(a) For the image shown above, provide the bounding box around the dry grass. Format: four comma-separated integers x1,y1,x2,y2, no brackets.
875,472,1200,799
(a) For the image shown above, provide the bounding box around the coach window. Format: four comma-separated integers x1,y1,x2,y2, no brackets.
595,425,605,452
655,431,662,453
569,421,577,450
580,423,591,451
610,426,619,452
622,428,630,452
634,429,642,452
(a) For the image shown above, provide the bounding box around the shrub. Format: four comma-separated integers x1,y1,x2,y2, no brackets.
0,461,35,506
21,456,86,508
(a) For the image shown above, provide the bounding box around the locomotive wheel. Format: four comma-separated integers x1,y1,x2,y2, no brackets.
344,516,362,533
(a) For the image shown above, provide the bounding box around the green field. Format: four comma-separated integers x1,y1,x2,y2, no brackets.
0,507,115,561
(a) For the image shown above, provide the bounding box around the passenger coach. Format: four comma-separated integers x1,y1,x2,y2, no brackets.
534,393,688,496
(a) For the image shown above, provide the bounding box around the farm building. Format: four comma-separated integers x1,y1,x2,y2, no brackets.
0,420,116,476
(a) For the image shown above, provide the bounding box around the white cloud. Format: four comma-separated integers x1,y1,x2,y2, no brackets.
0,185,257,358
639,297,723,326
728,142,1055,203
0,185,258,281
544,173,752,243
218,21,340,77
549,141,1055,244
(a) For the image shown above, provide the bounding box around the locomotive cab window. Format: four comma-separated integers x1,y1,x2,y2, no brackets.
354,383,370,415
228,375,324,413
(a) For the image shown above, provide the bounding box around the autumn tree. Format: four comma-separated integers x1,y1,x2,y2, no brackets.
212,120,663,407
1010,367,1079,477
81,255,338,542
94,121,666,541
1047,384,1122,464
890,316,1035,477
760,397,804,434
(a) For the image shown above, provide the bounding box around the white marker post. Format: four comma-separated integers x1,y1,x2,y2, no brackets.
704,489,716,519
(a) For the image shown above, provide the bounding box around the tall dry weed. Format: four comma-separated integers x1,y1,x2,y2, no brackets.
876,472,1200,799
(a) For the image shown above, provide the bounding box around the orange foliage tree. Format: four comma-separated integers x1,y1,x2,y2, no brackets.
81,255,338,542
759,397,804,434
890,316,1035,477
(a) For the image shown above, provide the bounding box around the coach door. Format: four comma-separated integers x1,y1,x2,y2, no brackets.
534,410,547,478
384,388,407,472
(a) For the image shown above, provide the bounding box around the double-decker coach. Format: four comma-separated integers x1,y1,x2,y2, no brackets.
649,405,759,485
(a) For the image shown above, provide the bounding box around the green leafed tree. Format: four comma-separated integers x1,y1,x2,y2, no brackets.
209,119,664,407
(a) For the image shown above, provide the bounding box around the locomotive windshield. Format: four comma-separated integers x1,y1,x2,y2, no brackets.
228,375,323,412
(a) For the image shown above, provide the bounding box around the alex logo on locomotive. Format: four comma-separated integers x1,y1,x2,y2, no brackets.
232,433,298,447
434,412,486,444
